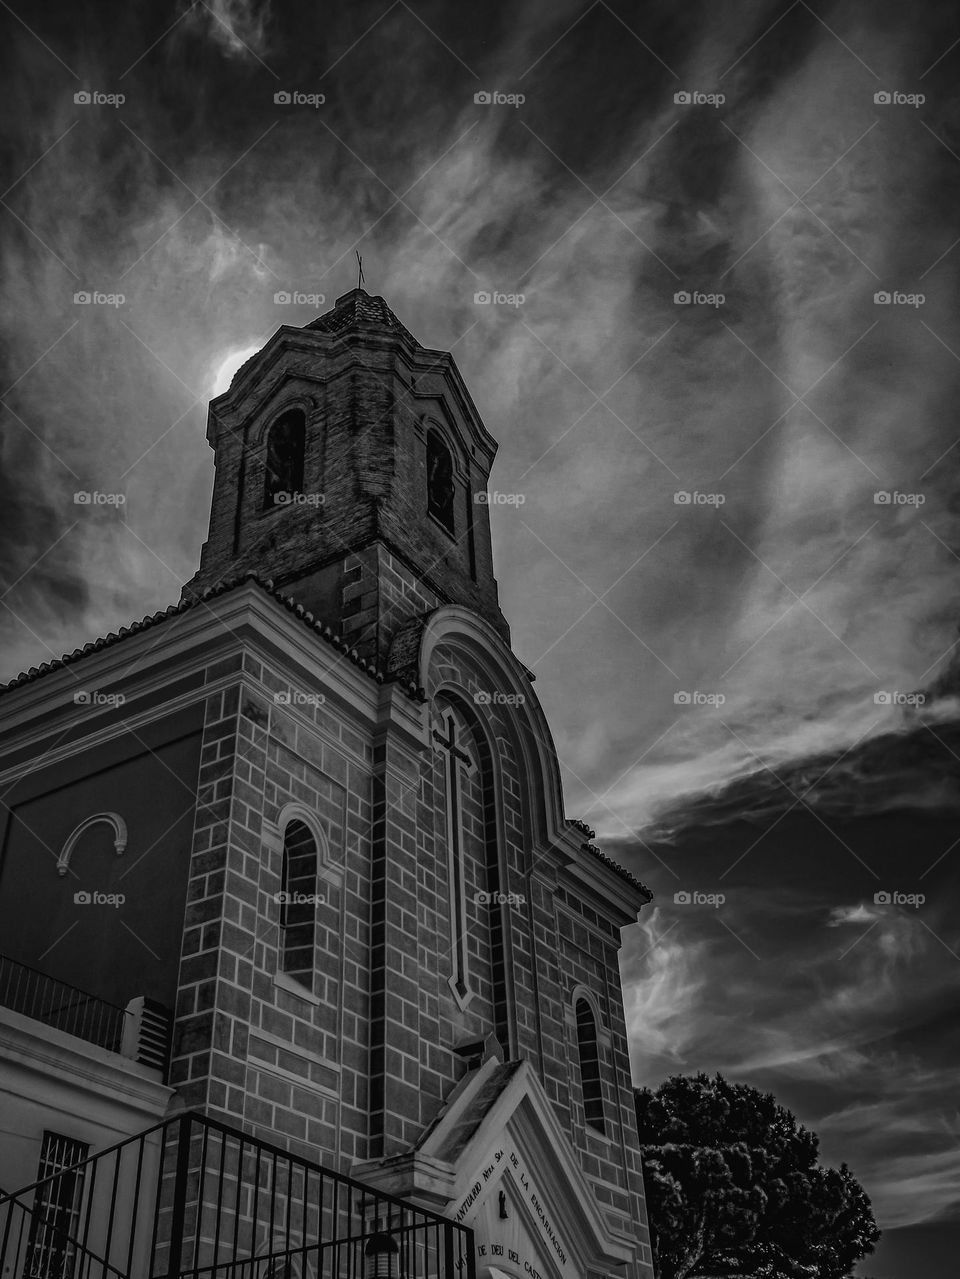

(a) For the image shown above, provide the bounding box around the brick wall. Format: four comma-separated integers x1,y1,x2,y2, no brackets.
163,617,651,1270
170,647,373,1169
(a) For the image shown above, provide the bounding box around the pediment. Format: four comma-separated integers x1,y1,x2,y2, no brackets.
353,1057,637,1279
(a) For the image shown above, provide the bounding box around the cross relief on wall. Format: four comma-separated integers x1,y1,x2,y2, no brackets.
433,708,477,1010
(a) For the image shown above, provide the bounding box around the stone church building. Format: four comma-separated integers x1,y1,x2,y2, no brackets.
0,290,656,1279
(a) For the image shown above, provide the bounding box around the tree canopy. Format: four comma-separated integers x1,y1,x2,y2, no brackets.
635,1072,880,1279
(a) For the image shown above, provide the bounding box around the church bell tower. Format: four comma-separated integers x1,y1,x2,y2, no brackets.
182,289,510,664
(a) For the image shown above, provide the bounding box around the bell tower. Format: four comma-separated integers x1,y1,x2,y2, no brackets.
182,289,510,662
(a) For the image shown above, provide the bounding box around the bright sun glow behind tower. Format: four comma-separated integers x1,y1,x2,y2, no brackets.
210,345,260,397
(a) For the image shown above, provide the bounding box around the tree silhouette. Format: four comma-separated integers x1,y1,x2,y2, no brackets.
635,1073,879,1279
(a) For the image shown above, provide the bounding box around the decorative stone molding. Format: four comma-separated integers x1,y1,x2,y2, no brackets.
262,802,342,886
56,812,127,877
566,985,612,1050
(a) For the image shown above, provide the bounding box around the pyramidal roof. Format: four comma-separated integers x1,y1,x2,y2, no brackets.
305,287,417,346
224,289,419,394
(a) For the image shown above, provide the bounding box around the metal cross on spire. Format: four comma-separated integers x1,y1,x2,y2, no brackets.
355,250,364,290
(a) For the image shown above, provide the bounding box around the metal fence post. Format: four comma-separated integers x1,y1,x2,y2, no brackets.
166,1113,193,1279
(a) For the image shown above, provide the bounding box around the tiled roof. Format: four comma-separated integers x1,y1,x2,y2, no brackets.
569,818,650,897
0,573,419,701
306,288,418,346
415,1060,522,1159
225,290,418,393
580,841,652,899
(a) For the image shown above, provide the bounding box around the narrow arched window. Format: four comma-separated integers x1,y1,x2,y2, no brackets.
263,409,306,509
426,429,455,535
576,998,605,1134
279,819,317,986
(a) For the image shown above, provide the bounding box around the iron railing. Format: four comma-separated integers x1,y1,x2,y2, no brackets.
0,1111,475,1279
0,953,128,1053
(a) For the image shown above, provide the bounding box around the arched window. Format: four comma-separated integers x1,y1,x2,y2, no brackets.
575,997,605,1134
279,819,317,987
426,429,455,535
263,409,306,508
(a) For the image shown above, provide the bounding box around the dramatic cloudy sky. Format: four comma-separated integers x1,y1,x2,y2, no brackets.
2,1,959,1274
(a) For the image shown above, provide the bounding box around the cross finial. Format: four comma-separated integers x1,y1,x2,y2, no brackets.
355,249,365,291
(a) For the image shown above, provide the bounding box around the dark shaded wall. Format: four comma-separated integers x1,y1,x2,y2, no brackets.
0,704,204,1013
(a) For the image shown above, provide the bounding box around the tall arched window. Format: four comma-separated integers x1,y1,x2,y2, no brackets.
263,409,306,508
426,429,455,535
575,997,605,1134
279,819,317,987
